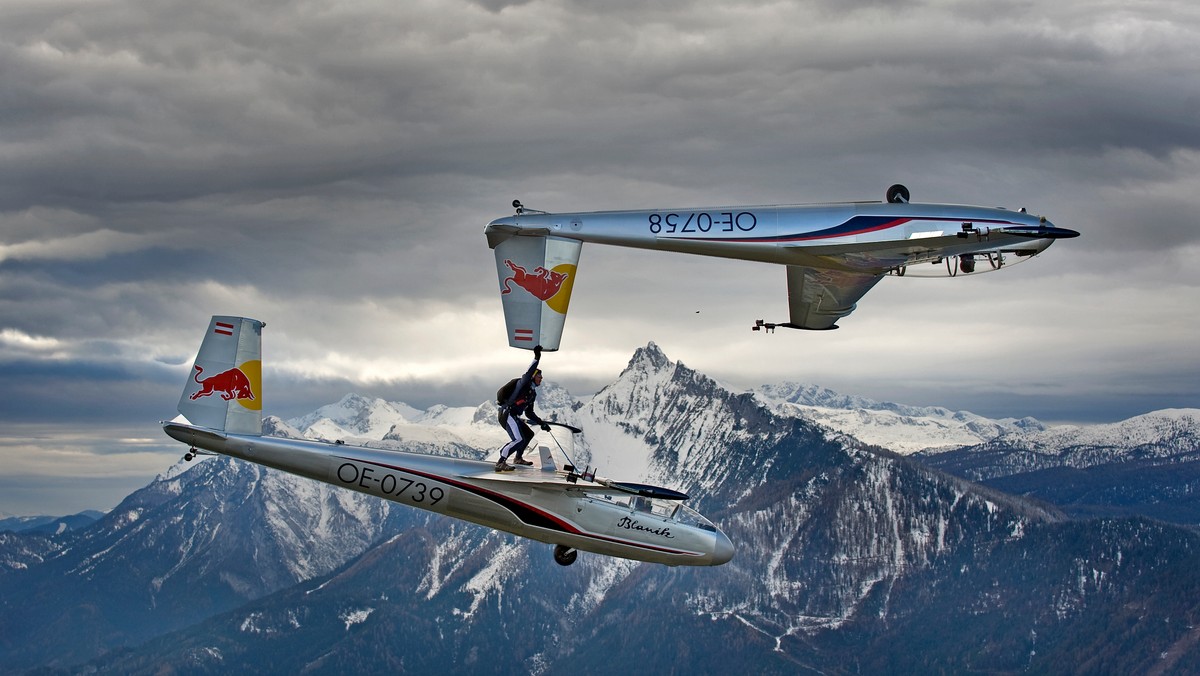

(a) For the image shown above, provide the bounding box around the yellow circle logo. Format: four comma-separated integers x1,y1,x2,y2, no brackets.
545,264,576,315
237,359,262,411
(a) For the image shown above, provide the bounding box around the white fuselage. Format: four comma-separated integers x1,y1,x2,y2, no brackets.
486,201,1073,273
163,422,733,567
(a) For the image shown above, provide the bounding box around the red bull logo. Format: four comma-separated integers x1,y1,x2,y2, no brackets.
190,361,262,411
501,260,569,301
500,259,577,315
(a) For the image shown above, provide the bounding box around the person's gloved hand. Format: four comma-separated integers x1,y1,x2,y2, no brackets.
540,423,551,432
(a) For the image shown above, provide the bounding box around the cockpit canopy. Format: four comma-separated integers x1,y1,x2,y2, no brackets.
596,492,718,532
887,241,1053,278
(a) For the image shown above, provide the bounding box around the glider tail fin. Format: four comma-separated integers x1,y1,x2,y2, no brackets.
492,235,582,351
177,316,264,436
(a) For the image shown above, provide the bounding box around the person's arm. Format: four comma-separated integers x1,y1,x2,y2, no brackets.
503,346,542,408
525,392,549,429
523,345,542,379
524,346,549,429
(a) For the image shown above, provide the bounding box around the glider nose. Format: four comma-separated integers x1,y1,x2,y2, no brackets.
1037,221,1081,239
998,218,1080,239
711,530,734,565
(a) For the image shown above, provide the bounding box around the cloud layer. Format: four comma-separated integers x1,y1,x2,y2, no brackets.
2,0,1198,513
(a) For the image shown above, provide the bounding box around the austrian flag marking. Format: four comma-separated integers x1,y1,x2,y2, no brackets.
214,322,235,336
514,328,534,342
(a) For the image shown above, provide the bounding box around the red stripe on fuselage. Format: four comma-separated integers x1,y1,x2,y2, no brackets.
670,215,1022,245
343,456,703,557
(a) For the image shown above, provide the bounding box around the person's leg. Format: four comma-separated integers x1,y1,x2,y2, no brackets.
510,420,534,464
496,413,524,470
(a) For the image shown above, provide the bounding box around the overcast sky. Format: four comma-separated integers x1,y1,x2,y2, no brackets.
2,0,1198,516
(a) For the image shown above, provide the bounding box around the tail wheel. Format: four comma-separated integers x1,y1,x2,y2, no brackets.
553,545,578,566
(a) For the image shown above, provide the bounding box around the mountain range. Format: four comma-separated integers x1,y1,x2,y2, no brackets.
918,408,1200,524
0,510,103,536
2,343,1198,673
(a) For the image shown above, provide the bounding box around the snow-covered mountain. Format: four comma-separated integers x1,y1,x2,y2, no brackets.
757,381,1046,454
917,408,1200,524
4,344,1200,673
0,510,103,536
282,390,565,457
287,393,424,439
0,450,402,670
920,408,1200,479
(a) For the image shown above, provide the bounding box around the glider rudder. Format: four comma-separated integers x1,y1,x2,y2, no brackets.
177,316,264,435
493,235,582,351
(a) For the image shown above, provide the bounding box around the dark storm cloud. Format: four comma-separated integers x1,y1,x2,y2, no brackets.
5,1,1196,229
1,0,1198,514
0,353,181,424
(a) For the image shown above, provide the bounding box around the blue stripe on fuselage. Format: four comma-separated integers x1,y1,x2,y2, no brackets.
669,216,911,244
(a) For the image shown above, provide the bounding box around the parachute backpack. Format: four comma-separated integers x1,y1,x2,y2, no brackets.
497,378,520,406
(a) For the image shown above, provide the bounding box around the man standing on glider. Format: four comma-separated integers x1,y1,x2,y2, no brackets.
495,345,550,472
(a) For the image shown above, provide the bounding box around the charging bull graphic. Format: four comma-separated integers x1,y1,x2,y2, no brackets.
191,364,255,402
501,260,570,302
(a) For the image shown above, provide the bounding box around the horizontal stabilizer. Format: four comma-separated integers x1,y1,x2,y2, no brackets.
785,265,883,330
601,481,689,501
545,420,583,434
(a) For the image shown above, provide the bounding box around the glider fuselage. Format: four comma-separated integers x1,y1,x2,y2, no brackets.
163,421,733,567
487,201,1074,272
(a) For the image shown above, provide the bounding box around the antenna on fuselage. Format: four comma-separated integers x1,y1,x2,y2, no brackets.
886,184,911,204
511,199,548,215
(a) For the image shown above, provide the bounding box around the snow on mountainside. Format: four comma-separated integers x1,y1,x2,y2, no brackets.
921,408,1200,483
581,342,787,499
979,408,1200,460
285,393,510,453
282,384,584,463
287,393,423,439
757,381,1046,454
275,350,763,492
0,451,406,670
0,511,104,536
916,408,1200,525
280,355,1184,471
575,344,1064,633
0,531,57,573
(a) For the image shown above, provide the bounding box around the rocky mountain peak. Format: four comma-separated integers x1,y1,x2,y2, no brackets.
624,341,671,375
287,394,422,439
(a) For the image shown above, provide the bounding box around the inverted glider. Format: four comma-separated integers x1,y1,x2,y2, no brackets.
485,185,1079,348
163,316,733,567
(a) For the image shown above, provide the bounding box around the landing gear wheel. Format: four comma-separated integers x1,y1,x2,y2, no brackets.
184,450,195,461
553,545,578,566
886,184,910,204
